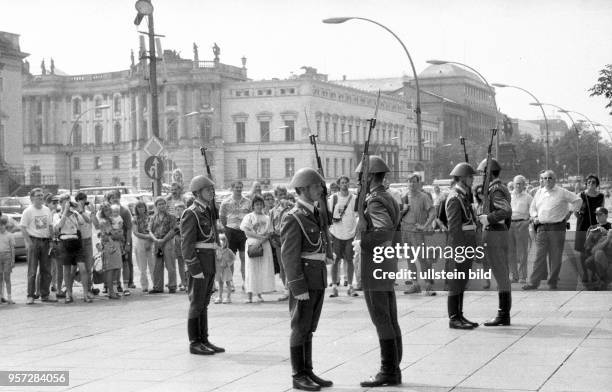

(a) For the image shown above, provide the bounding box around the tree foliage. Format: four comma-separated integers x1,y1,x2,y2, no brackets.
589,64,612,115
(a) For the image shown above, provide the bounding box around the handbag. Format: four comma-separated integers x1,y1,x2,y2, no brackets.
247,243,264,258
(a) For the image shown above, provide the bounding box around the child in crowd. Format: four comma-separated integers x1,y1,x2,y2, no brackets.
215,234,235,304
0,216,16,304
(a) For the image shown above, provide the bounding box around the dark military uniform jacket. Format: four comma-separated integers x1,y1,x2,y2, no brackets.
484,178,512,231
281,199,332,296
180,199,217,277
361,185,400,291
446,183,477,248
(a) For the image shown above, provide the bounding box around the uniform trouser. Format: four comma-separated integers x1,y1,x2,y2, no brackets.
289,289,324,347
174,237,187,286
153,240,176,291
27,238,51,298
529,226,566,287
273,244,287,286
485,230,511,292
508,221,530,280
363,290,401,340
447,258,472,297
187,271,214,322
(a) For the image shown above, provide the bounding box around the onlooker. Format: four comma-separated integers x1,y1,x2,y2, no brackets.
584,207,612,289
431,185,444,210
106,190,133,292
173,201,187,291
149,197,177,293
240,195,275,303
75,192,97,296
53,194,89,303
329,182,340,194
166,182,185,218
270,186,293,301
44,194,62,297
575,174,604,282
507,181,515,193
248,181,263,200
263,192,275,214
97,202,123,299
0,216,16,304
509,175,533,283
524,170,582,290
220,181,251,290
21,188,56,304
215,234,235,304
328,176,358,297
132,201,154,292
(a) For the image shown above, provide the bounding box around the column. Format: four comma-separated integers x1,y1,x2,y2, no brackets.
177,84,186,139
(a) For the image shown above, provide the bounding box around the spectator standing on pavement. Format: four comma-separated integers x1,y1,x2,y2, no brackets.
21,188,56,304
106,190,134,292
0,216,16,304
328,176,359,298
149,197,177,294
524,170,582,290
584,207,612,289
44,194,61,297
270,186,293,301
214,234,235,304
174,201,188,291
509,175,533,284
132,201,154,293
507,181,515,193
166,182,185,218
575,175,604,283
248,181,263,200
75,192,97,296
98,202,123,299
219,181,251,290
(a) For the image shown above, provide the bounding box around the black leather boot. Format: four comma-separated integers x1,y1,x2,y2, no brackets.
448,295,473,330
395,335,403,384
458,293,479,327
188,318,214,355
200,314,225,353
360,339,401,387
304,338,332,387
291,345,320,391
484,292,511,326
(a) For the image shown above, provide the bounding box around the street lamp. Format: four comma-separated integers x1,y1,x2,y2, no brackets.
323,17,424,171
67,104,111,194
492,83,550,169
427,60,500,158
531,104,580,176
256,126,288,180
562,110,601,179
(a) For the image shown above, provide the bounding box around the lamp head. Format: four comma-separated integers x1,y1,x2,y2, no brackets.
529,102,542,107
558,109,569,113
95,104,111,110
491,83,508,88
426,59,448,65
322,17,352,24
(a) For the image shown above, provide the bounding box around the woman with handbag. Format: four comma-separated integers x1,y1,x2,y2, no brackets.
132,201,154,293
97,202,124,299
575,174,604,283
240,195,275,303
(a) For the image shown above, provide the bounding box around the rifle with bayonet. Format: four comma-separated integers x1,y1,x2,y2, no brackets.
460,136,469,163
199,146,219,222
481,129,498,215
305,110,332,228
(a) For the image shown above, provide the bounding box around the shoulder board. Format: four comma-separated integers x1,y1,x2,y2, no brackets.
286,206,300,216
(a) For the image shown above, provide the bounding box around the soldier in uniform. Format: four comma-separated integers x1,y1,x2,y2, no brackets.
281,168,333,391
476,158,513,326
355,156,402,388
180,175,225,355
446,163,479,329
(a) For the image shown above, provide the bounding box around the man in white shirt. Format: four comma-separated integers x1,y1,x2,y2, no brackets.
20,188,55,304
328,176,359,297
524,170,582,290
509,175,532,283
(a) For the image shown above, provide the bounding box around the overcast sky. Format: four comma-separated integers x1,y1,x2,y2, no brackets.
2,0,611,139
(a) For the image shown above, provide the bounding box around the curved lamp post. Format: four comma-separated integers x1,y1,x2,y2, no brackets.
561,110,602,179
492,83,550,169
427,60,500,158
67,104,111,194
530,103,580,176
322,17,423,169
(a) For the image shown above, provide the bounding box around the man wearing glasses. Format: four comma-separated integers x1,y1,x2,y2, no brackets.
523,171,581,290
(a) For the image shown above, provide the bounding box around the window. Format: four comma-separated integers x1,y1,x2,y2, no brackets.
341,158,345,175
114,122,121,144
316,120,321,135
326,158,330,177
113,156,120,169
132,153,137,169
73,157,80,170
280,88,286,95
72,99,81,116
113,95,121,114
36,122,43,144
167,118,178,142
341,124,345,143
199,117,212,141
74,179,81,190
132,176,138,189
94,157,101,170
334,158,338,177
333,123,337,143
349,158,353,175
95,97,103,117
260,121,270,142
95,124,103,145
348,125,352,144
261,158,270,178
236,122,246,143
37,100,43,115
0,77,3,92
285,158,295,178
142,119,148,139
355,125,360,144
72,124,82,146
166,90,177,106
324,122,329,141
237,159,247,179
284,120,294,142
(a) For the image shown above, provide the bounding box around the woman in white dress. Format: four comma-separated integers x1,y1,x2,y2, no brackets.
240,195,275,303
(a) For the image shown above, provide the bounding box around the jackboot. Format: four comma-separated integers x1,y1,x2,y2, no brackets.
360,339,401,387
200,314,225,353
395,335,403,384
304,338,332,387
484,291,511,326
448,294,473,330
188,318,214,355
291,345,320,391
458,292,479,327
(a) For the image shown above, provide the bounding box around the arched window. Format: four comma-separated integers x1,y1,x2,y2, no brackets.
72,98,81,116
94,97,103,117
30,165,41,184
95,124,103,146
167,118,178,142
113,95,121,114
73,124,82,146
114,122,121,144
199,117,211,141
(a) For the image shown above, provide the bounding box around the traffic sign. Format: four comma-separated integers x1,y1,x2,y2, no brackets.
143,136,165,156
144,155,164,180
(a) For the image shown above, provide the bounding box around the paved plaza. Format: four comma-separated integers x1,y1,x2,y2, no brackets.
1,258,611,392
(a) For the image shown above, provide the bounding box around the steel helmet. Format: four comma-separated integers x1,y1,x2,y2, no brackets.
477,158,501,172
449,162,476,177
189,175,215,192
289,168,325,188
355,155,390,173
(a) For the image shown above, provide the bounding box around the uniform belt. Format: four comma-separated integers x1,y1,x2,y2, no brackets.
540,221,564,226
59,235,79,240
195,242,216,249
512,218,528,222
300,252,326,261
30,236,50,241
462,224,476,231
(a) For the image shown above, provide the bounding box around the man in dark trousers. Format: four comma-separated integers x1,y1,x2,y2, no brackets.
355,156,402,388
445,163,479,329
476,158,513,326
180,175,225,356
281,167,333,391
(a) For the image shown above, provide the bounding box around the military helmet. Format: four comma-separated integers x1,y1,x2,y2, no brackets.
289,168,325,188
189,175,215,192
477,158,501,172
449,162,476,177
354,155,390,173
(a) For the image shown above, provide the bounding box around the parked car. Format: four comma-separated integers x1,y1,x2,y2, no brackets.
119,193,154,215
4,213,26,260
0,197,31,214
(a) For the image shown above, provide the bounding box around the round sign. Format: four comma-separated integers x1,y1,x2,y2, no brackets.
144,155,164,180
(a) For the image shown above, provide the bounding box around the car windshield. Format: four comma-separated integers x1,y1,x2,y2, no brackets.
0,199,21,206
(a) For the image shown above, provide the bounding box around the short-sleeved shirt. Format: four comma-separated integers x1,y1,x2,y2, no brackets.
79,210,93,239
149,212,175,239
530,186,581,223
511,191,533,220
220,196,251,230
133,215,150,235
400,191,433,231
327,192,357,240
21,205,53,238
53,212,84,236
